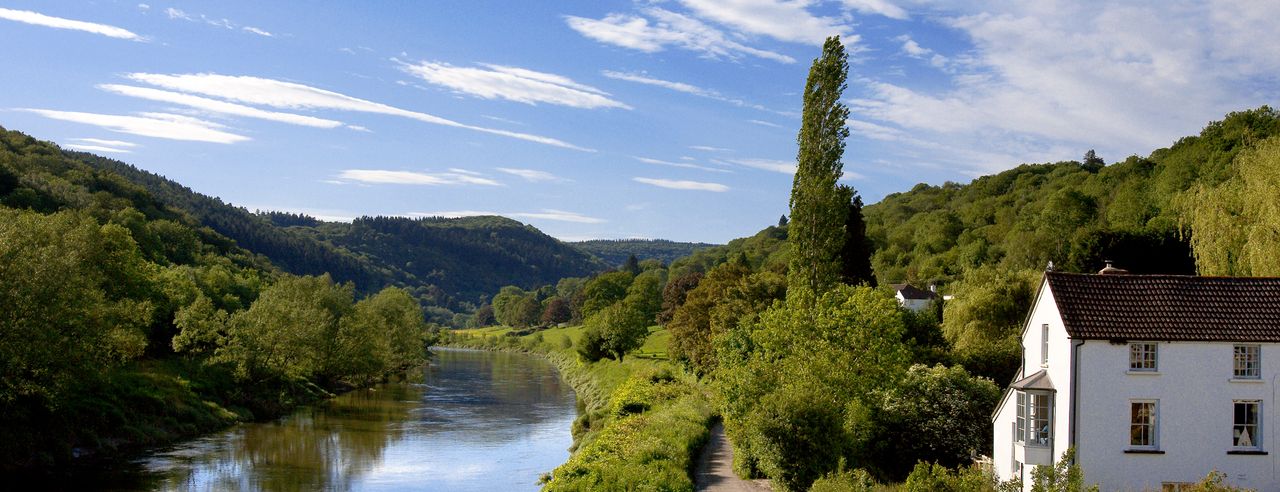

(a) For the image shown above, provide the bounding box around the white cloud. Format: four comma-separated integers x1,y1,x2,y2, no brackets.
64,144,131,154
847,2,1280,174
21,109,248,143
0,7,143,40
842,0,909,20
124,73,592,151
634,156,730,173
689,145,731,152
337,169,502,186
398,60,630,109
242,26,273,37
164,8,191,21
601,70,786,115
896,35,930,57
748,119,782,128
719,157,796,174
99,84,344,128
633,177,730,192
137,4,150,12
678,0,853,45
565,8,795,63
412,209,606,224
71,138,138,148
496,167,563,182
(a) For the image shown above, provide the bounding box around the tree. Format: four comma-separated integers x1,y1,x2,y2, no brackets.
0,210,152,405
788,36,852,299
778,215,789,227
218,274,356,383
347,287,430,376
623,268,666,325
623,254,641,276
581,270,633,318
470,304,496,327
577,302,649,361
839,187,875,286
1081,149,1104,172
657,271,703,324
541,297,572,325
1182,136,1280,276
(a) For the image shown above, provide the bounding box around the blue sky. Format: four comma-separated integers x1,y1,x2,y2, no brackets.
1,1,1276,243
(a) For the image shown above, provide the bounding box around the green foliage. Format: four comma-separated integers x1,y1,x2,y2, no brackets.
578,302,650,361
789,36,852,298
941,266,1042,382
840,191,876,287
581,270,634,318
658,271,702,324
571,238,717,267
347,287,433,375
624,268,666,324
809,465,877,492
717,286,909,491
1181,135,1280,275
1180,471,1253,491
542,297,573,325
1029,449,1098,492
857,364,1000,481
0,209,153,405
218,275,356,382
902,462,1008,492
668,261,763,376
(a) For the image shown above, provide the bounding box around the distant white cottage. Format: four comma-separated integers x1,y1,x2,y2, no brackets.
993,265,1280,491
891,283,938,312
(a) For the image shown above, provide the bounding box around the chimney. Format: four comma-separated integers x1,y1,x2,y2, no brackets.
1099,260,1129,275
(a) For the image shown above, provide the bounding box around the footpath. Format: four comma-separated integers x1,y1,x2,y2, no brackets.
694,421,772,492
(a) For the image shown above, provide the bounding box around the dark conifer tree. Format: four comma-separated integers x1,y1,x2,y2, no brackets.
838,186,875,287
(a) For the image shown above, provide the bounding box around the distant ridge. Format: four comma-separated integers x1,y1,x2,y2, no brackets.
571,238,719,267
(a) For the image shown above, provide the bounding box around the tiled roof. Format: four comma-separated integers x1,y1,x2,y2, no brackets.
1046,272,1280,342
891,283,937,300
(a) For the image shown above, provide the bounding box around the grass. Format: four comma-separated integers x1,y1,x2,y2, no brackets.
440,323,715,491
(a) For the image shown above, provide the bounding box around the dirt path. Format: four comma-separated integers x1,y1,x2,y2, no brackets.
695,421,772,492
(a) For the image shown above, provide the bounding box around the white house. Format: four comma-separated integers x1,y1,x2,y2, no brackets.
891,283,938,312
992,266,1280,491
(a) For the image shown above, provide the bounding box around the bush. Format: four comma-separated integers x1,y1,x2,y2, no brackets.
903,462,1005,492
739,386,848,492
810,465,877,492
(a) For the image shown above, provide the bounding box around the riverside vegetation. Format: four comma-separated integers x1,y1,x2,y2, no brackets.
5,31,1280,492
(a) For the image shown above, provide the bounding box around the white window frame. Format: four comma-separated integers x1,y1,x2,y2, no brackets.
1233,400,1263,450
1016,392,1026,443
1016,390,1053,448
1129,399,1159,450
1129,342,1158,372
1234,345,1261,380
1041,324,1050,367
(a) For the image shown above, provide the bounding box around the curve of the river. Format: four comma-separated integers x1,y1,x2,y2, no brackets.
114,348,576,491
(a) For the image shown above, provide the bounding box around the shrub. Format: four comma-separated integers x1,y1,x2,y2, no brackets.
739,386,848,492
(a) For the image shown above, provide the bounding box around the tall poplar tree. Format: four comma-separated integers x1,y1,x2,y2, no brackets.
788,36,852,298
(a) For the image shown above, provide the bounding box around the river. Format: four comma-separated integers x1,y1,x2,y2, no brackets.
99,348,577,491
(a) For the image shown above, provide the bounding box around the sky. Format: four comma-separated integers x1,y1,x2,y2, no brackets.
1,1,1277,244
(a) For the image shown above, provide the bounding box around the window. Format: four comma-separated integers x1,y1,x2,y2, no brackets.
1233,401,1262,449
1130,400,1158,449
1234,345,1261,379
1015,391,1053,447
1016,392,1026,442
1041,324,1050,366
1130,343,1158,372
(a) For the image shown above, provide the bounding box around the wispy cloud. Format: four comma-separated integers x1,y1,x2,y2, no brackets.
72,138,138,148
21,109,248,143
566,8,795,63
412,209,606,224
689,145,731,152
242,26,273,37
601,70,785,115
633,177,729,192
164,8,191,20
64,144,131,154
336,169,502,186
0,7,143,40
635,156,730,173
398,60,630,110
496,167,564,182
678,0,853,45
124,73,593,151
748,119,782,128
842,0,909,20
99,84,344,128
718,157,796,174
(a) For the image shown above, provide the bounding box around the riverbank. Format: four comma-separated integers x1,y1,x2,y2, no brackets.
442,324,717,491
1,357,351,477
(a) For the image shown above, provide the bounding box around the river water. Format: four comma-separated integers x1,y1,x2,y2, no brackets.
114,348,576,491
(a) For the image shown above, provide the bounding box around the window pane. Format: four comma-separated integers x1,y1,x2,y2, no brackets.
1233,401,1261,448
1130,402,1155,447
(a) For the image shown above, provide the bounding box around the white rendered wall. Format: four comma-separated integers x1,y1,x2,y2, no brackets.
993,278,1074,490
1074,341,1280,491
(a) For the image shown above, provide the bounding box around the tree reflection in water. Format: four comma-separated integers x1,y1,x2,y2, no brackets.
137,348,576,491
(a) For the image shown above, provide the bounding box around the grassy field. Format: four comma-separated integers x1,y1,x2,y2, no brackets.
440,324,713,492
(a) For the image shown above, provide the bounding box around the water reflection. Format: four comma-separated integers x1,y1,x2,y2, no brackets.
135,348,576,491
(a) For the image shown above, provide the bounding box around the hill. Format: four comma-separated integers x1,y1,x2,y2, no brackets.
571,239,719,267
1,125,605,314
